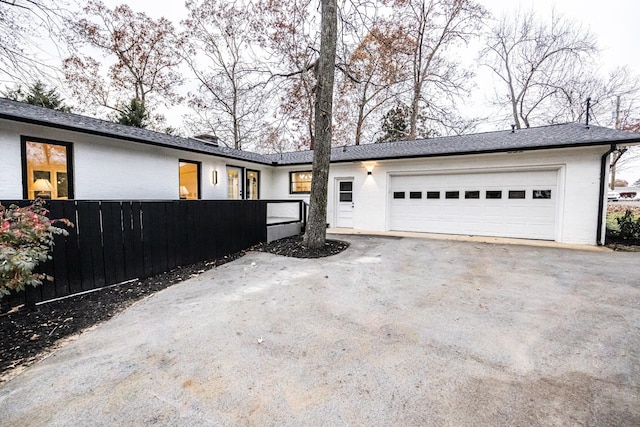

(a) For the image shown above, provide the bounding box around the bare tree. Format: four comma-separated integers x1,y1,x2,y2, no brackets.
334,24,412,145
482,9,597,129
182,0,271,150
0,0,69,85
256,0,319,150
304,0,337,249
384,0,487,139
62,0,184,126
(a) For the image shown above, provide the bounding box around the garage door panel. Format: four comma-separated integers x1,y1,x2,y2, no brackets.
390,170,558,240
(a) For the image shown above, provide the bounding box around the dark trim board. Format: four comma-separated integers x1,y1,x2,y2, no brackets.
20,135,75,200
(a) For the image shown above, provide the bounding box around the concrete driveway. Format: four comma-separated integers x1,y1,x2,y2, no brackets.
1,235,639,426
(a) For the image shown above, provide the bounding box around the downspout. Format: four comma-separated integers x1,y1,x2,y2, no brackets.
596,144,618,245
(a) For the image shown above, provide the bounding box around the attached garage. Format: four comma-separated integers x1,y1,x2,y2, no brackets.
389,169,559,240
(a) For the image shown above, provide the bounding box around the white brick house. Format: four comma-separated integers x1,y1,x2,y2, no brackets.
1,98,639,245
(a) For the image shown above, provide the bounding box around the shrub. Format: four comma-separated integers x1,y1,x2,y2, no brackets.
0,199,72,296
616,209,640,241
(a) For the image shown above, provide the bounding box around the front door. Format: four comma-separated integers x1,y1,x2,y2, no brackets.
336,178,354,228
227,167,243,199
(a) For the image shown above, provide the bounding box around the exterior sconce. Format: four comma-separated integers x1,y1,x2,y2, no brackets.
367,170,372,175
212,170,218,185
365,164,375,175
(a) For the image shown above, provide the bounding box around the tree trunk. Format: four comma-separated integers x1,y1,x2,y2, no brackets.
408,81,420,139
303,0,337,250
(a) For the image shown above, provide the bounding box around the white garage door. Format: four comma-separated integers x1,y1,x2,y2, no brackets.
389,170,558,240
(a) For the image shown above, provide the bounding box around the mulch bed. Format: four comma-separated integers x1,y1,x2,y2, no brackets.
253,235,349,258
0,235,348,383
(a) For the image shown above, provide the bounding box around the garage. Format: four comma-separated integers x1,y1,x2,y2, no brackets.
389,169,559,240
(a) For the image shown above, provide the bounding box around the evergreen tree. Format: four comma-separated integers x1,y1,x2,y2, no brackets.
377,104,409,143
115,98,149,128
3,81,72,112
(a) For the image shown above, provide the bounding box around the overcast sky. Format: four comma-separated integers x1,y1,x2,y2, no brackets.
99,0,640,183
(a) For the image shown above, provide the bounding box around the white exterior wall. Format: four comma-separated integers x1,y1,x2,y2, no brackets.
0,124,24,199
0,117,611,244
270,146,609,245
0,119,272,200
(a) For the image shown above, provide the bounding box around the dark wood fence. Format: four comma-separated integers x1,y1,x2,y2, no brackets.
1,200,269,311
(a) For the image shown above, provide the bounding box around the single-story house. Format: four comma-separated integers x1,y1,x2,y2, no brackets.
2,98,639,245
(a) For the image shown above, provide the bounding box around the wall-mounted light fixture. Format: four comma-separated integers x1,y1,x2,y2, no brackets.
363,162,376,176
212,170,218,185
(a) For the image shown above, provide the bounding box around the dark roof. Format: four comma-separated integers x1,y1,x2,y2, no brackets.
0,98,271,165
2,98,640,167
265,123,640,165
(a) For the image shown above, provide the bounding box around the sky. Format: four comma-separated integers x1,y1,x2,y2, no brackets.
72,0,640,183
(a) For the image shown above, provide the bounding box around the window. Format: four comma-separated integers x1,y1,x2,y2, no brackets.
486,190,502,199
290,171,312,194
179,160,200,199
426,191,440,199
409,191,422,199
227,167,242,199
533,190,552,199
339,181,353,202
465,191,480,199
509,190,526,199
445,191,459,199
246,170,260,200
22,137,73,199
393,192,405,199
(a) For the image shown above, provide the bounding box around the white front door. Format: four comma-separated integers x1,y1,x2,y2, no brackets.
336,179,354,228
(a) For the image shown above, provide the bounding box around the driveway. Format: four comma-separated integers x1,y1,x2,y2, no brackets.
1,235,639,426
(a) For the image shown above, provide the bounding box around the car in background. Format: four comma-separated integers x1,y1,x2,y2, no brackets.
608,190,620,201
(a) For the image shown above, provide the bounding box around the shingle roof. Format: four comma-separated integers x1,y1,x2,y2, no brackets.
2,98,639,167
265,123,640,165
0,98,271,164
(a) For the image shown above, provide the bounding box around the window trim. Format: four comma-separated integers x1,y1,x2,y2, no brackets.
21,136,74,200
179,159,202,200
289,170,313,194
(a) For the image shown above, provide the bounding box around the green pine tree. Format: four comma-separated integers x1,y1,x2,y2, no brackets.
3,81,72,112
115,98,149,128
377,104,410,143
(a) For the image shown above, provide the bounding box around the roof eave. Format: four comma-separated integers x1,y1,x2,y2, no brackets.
0,113,275,166
271,139,637,166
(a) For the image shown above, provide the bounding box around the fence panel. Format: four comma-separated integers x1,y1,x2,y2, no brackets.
1,199,277,311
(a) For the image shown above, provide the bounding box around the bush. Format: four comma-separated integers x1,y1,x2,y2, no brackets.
0,199,72,296
616,209,640,241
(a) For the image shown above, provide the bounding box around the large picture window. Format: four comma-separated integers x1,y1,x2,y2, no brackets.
290,171,312,194
22,137,73,199
179,160,200,199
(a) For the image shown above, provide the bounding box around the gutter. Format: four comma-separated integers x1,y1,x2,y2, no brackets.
596,144,618,245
